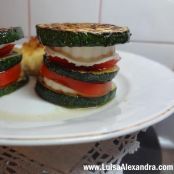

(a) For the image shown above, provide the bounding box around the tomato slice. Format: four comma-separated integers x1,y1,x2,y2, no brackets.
49,56,118,71
40,64,112,97
0,64,21,88
0,44,15,57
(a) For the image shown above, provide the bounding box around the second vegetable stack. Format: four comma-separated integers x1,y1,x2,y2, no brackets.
36,23,130,108
0,27,28,97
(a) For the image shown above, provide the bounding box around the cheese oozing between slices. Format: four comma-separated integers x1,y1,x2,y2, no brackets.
0,43,14,49
45,46,120,67
43,77,77,94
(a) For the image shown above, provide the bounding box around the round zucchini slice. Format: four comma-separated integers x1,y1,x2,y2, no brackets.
36,23,130,47
43,55,119,83
0,27,24,45
35,80,116,108
0,52,22,71
0,74,29,97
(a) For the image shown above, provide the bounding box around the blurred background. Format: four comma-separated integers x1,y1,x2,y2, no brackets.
0,0,174,163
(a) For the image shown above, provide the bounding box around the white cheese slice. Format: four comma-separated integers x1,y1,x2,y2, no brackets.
0,43,9,49
45,46,120,67
0,42,15,48
43,77,77,94
51,46,115,60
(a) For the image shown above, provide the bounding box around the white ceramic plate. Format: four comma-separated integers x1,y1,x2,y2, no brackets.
0,51,174,146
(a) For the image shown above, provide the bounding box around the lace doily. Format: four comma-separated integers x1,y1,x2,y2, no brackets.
0,132,140,174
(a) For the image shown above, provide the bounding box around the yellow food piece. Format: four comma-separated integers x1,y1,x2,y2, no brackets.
15,37,45,75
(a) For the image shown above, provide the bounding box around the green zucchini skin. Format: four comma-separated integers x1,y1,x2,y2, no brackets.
0,74,29,97
36,24,130,47
0,52,22,71
35,80,116,108
0,27,24,45
43,55,119,83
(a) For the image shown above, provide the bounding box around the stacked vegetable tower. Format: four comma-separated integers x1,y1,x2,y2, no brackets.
0,27,28,97
36,23,130,108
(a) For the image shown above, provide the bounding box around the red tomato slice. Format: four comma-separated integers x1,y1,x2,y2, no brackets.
0,64,21,88
40,64,112,97
0,44,15,57
49,56,118,71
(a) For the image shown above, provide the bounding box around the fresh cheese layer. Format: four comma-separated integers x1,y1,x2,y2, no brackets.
43,77,77,94
0,42,15,49
0,43,10,49
45,46,120,66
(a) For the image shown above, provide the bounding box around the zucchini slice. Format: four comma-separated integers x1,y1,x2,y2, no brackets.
0,27,24,45
0,52,22,71
0,74,29,97
35,80,116,108
36,23,130,47
43,55,119,83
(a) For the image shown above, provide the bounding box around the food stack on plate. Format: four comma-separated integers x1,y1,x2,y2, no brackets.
35,23,130,108
0,27,29,97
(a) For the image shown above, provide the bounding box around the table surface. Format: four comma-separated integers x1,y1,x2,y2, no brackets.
122,127,162,174
0,127,169,174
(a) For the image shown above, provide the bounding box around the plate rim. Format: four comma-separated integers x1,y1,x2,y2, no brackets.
0,94,173,146
0,50,174,145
